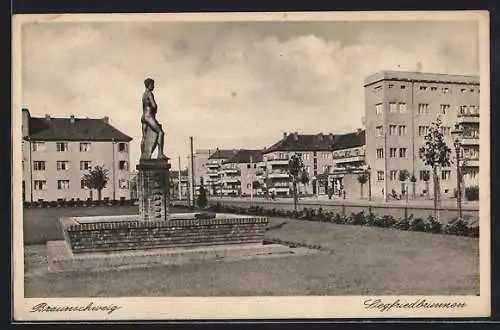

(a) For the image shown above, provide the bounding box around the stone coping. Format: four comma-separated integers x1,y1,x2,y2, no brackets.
61,213,268,232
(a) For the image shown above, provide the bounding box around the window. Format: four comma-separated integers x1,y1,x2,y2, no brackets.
388,83,394,89
399,148,407,158
417,103,429,114
376,125,384,137
399,103,407,113
469,105,479,115
32,142,46,152
119,179,129,189
322,165,329,173
389,125,397,135
118,143,128,152
459,105,468,115
431,86,437,91
461,88,467,93
419,170,430,181
400,85,406,89
376,148,384,159
470,88,475,92
389,102,397,113
442,170,451,180
33,161,46,171
440,104,450,115
374,85,382,92
56,142,68,152
377,171,384,181
119,161,129,170
418,126,429,136
390,148,397,158
56,161,70,170
57,180,70,190
442,87,450,94
441,126,451,136
80,161,91,170
398,125,407,136
390,170,398,181
33,180,47,190
419,86,427,91
375,103,383,115
81,180,88,189
80,143,91,152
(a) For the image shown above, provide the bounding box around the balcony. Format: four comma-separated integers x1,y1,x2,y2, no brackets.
206,163,220,169
462,156,479,167
266,157,289,166
220,168,240,175
460,136,479,146
457,113,480,124
221,177,239,184
334,155,365,164
267,170,290,179
207,170,219,177
269,187,289,193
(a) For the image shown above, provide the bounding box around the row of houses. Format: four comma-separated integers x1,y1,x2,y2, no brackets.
187,70,480,200
21,70,480,202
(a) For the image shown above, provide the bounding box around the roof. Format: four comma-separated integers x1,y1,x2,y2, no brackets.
226,149,263,164
208,149,238,160
24,113,133,142
364,70,479,87
263,131,365,154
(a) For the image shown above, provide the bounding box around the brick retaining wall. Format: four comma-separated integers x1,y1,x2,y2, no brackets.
61,216,269,254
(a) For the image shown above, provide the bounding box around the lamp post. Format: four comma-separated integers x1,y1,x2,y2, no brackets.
367,165,372,201
451,124,464,219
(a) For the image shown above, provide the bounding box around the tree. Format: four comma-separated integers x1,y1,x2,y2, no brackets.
299,170,310,195
398,169,410,198
419,118,452,219
197,177,208,208
82,165,109,201
410,174,417,199
357,173,368,199
288,154,304,211
252,180,261,190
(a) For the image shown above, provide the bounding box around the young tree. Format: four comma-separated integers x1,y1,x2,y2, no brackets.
197,176,208,208
299,169,310,195
288,154,304,211
410,174,417,199
82,165,109,201
419,118,452,218
398,169,410,198
357,172,368,199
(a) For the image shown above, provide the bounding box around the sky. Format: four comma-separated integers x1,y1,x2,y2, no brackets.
21,19,479,168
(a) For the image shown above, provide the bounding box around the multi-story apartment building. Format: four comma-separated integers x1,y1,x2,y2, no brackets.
22,109,133,202
219,149,263,196
169,169,189,200
261,131,366,196
364,71,479,199
206,149,238,195
187,149,211,193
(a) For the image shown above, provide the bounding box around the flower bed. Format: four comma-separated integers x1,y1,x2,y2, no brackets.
176,202,479,238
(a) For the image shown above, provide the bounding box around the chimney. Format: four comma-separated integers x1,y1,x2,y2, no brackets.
329,133,334,141
102,116,109,124
44,114,51,121
283,132,287,139
318,133,323,141
357,128,362,135
22,108,30,138
69,115,75,123
293,132,299,141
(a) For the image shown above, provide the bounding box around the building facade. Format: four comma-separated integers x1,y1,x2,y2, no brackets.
22,109,133,202
364,71,480,199
219,149,263,196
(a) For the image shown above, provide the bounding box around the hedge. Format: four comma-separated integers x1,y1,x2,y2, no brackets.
23,199,138,208
175,202,479,238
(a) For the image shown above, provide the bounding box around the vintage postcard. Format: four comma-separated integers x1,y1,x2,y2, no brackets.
12,11,490,320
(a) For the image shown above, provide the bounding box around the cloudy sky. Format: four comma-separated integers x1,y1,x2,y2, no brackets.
21,19,479,167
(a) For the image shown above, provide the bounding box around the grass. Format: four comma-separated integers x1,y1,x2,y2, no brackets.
22,207,479,297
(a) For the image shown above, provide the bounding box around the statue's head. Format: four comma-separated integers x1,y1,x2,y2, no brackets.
144,78,155,91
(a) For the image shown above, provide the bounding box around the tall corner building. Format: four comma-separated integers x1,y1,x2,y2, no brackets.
364,71,480,199
21,108,133,202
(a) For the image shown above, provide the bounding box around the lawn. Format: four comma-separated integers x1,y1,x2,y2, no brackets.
22,207,479,297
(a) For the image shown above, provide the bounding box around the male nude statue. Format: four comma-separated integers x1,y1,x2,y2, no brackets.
141,78,167,159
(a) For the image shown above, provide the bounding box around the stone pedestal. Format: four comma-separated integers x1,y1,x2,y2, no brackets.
136,158,171,221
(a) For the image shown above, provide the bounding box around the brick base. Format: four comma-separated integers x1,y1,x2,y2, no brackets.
61,213,269,254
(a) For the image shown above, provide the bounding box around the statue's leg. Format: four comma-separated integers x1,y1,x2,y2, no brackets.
143,116,166,159
140,122,148,159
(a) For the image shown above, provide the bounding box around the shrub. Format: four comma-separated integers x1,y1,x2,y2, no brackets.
465,186,479,201
444,218,470,237
394,216,410,231
409,217,427,232
351,211,367,226
374,215,397,228
427,216,442,234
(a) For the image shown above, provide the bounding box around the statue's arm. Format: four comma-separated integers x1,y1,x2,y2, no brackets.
148,92,158,109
